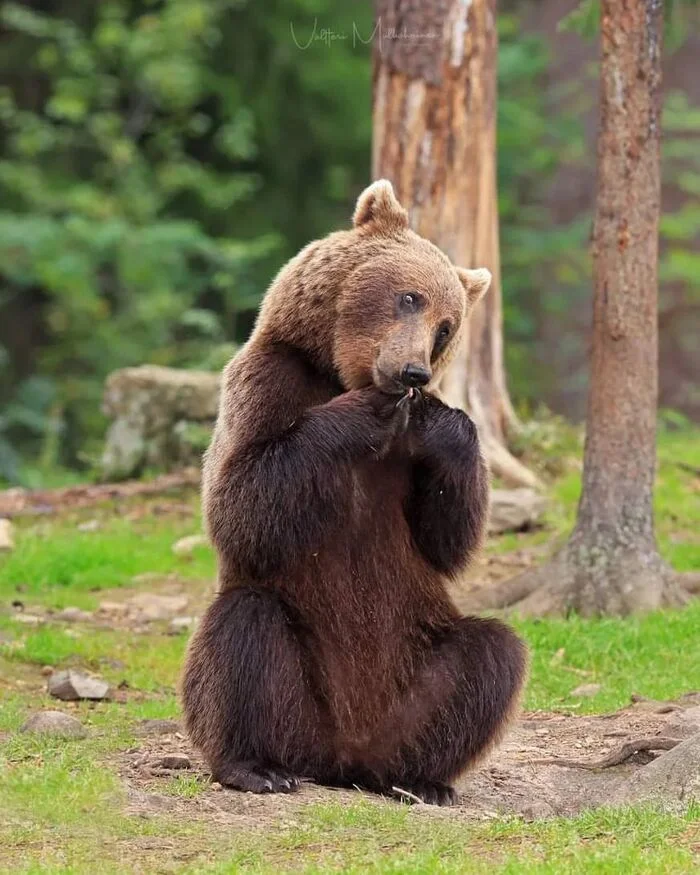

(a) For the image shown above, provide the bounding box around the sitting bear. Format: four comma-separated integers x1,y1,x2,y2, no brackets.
181,180,527,806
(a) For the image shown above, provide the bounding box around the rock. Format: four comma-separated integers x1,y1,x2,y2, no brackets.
126,593,189,621
131,572,173,586
158,754,191,770
41,665,55,676
48,670,111,701
21,711,88,739
54,607,93,623
77,519,101,533
15,614,43,626
138,719,181,736
101,365,220,480
0,518,14,551
172,534,208,557
488,489,547,535
98,600,128,616
569,683,602,698
168,616,196,634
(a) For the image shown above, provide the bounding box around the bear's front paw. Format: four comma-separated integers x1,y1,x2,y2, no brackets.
410,395,479,458
355,386,413,452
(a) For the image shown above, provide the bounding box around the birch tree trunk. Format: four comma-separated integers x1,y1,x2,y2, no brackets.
466,0,695,616
372,0,537,488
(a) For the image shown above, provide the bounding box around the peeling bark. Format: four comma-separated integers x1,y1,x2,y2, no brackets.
372,0,536,488
461,0,691,617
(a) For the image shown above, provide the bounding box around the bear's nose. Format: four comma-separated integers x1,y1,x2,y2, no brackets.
400,364,431,388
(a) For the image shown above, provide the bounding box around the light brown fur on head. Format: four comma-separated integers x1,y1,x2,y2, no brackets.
253,179,491,392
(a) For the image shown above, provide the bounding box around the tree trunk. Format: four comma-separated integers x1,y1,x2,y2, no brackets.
464,0,691,616
371,0,537,488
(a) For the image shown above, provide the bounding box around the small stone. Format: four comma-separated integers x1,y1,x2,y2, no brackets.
21,710,88,739
15,614,43,626
210,782,223,791
535,728,550,736
126,593,188,621
168,616,196,634
41,665,54,676
138,719,181,736
158,754,191,770
77,519,101,533
172,534,208,557
0,518,14,551
54,607,93,623
520,800,556,820
488,490,547,535
569,683,602,698
131,572,170,586
98,600,128,615
550,648,565,665
48,670,110,701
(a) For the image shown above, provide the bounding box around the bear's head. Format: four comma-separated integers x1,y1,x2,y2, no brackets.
333,180,491,394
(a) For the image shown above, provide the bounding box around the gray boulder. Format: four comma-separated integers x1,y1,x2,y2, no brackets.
101,365,220,479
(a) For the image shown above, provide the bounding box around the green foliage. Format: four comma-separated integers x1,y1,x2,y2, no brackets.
0,0,376,483
1,2,699,482
0,0,277,479
497,16,589,406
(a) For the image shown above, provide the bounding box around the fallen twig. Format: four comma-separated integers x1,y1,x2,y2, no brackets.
530,736,681,770
0,469,201,518
676,461,700,477
391,785,425,805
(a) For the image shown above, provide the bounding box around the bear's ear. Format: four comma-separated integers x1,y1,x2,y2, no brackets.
456,267,492,308
353,179,410,233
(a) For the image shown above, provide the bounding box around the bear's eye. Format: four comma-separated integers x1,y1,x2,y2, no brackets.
432,321,452,360
398,291,422,312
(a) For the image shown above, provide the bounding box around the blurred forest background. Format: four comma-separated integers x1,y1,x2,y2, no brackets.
1,0,699,486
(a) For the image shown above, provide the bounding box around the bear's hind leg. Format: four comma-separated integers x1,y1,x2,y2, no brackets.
181,587,329,793
361,617,527,806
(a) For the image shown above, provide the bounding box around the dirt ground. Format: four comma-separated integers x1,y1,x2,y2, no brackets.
120,694,700,828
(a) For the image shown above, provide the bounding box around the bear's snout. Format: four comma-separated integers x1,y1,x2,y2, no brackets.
400,363,431,388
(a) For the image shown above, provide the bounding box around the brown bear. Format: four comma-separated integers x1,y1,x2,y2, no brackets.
181,180,527,806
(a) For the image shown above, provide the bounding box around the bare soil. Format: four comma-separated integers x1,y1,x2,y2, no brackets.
119,694,700,828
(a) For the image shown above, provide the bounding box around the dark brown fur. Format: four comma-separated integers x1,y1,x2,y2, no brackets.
181,181,527,805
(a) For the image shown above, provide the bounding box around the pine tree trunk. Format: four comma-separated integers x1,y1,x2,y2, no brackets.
567,0,669,612
371,0,536,488
464,0,690,616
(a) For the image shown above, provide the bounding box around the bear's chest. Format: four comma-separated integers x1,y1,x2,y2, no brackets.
349,453,410,524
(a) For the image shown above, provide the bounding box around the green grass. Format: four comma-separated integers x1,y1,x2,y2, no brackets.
0,498,215,610
535,425,700,572
518,600,700,712
0,424,699,873
201,800,700,874
0,620,188,691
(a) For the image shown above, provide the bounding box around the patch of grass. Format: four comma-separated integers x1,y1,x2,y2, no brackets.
0,425,698,873
198,799,700,874
0,498,214,610
539,426,700,567
162,773,209,799
0,708,229,874
0,619,187,692
517,597,700,713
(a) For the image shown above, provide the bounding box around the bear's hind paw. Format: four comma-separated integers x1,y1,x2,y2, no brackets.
391,780,458,807
215,762,301,794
